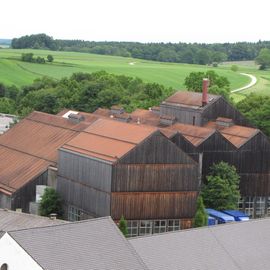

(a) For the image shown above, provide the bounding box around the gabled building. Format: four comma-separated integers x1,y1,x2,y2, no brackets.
0,111,97,212
57,118,200,236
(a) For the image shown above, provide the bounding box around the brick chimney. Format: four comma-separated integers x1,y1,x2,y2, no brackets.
202,78,209,106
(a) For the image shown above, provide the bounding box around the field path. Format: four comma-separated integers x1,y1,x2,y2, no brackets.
231,73,257,93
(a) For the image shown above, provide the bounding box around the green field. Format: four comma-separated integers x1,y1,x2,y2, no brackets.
0,49,251,91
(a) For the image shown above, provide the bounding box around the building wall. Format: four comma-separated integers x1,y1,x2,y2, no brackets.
11,171,48,212
202,98,250,126
0,233,43,270
112,133,200,221
160,104,202,126
57,149,112,218
111,191,198,220
0,193,11,209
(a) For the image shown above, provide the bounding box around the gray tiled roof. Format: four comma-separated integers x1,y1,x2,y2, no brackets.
129,218,270,270
0,209,67,231
9,216,147,270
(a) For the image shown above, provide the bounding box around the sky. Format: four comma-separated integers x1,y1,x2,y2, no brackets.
1,0,269,43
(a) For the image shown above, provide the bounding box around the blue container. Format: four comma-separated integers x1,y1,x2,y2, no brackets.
208,216,217,226
221,210,250,221
206,208,235,224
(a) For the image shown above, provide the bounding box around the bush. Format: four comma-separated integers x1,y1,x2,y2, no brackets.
231,65,239,72
39,187,63,217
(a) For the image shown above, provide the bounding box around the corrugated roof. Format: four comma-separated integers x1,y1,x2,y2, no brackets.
205,121,259,148
0,209,67,231
9,217,147,270
63,119,157,163
0,146,52,193
163,91,219,108
169,123,215,146
130,218,270,270
0,111,97,194
84,118,156,144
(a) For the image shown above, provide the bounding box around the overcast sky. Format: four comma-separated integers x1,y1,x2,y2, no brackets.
1,0,269,43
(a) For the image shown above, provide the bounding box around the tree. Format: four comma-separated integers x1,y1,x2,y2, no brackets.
39,187,63,217
236,93,270,137
202,161,240,210
255,48,270,70
21,53,34,62
36,56,45,64
47,54,54,62
231,65,239,72
194,196,208,227
118,215,128,237
184,70,230,92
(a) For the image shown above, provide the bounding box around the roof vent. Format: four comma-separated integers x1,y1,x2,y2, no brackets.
216,117,234,128
160,115,176,126
137,118,141,124
68,113,85,124
110,106,125,115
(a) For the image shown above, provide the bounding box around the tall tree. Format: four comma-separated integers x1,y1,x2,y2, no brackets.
118,215,128,237
255,48,270,70
194,196,208,227
202,162,240,210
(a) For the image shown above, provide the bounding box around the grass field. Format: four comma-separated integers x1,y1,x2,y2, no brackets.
219,61,270,102
0,49,251,91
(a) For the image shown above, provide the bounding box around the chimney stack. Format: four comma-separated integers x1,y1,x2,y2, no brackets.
202,78,209,106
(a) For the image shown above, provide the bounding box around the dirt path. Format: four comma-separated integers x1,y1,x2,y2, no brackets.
231,73,257,93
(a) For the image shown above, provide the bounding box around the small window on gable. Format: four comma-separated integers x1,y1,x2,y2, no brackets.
1,263,8,270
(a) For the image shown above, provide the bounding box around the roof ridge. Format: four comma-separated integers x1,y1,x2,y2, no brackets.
8,216,112,233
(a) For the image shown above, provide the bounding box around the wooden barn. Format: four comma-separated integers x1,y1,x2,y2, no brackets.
92,97,270,219
57,118,200,236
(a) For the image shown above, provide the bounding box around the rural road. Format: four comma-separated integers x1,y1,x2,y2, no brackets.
231,73,257,93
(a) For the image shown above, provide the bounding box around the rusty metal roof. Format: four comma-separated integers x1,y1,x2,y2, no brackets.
163,91,219,108
220,125,259,148
169,123,215,146
0,145,52,194
0,111,98,194
63,118,157,163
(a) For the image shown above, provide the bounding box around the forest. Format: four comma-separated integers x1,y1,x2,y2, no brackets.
11,34,270,65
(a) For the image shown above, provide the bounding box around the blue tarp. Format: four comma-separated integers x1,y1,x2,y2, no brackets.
206,208,235,223
221,210,249,221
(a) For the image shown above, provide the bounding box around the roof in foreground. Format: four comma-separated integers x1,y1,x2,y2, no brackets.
162,91,220,109
9,217,147,270
62,118,157,163
0,209,67,231
130,218,270,270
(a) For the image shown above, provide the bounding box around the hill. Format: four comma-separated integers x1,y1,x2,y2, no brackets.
0,49,250,90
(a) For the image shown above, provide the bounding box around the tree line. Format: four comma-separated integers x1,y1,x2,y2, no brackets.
0,71,173,117
11,34,270,65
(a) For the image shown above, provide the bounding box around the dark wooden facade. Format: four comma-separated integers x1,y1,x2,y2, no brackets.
57,132,200,226
160,95,250,127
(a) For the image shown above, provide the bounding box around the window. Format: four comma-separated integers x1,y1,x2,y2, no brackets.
238,197,244,211
1,264,8,270
255,196,266,217
168,219,181,231
139,220,152,235
68,205,82,221
154,220,167,234
244,196,254,217
192,116,196,126
267,197,270,217
127,220,139,237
